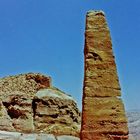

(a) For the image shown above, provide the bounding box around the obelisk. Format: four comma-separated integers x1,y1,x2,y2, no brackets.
81,10,129,140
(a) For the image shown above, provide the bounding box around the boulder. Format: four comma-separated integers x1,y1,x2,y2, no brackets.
34,88,81,136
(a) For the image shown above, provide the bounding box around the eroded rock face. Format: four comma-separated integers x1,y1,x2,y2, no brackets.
81,10,129,140
0,101,15,132
0,73,81,137
34,88,81,136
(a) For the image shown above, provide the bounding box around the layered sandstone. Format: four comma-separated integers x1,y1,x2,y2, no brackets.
81,10,129,140
0,73,81,137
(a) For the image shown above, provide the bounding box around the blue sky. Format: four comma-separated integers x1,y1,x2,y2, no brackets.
0,0,140,111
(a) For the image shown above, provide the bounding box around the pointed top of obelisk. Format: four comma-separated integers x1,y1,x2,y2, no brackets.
87,10,105,17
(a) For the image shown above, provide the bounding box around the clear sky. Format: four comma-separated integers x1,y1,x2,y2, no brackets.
0,0,140,111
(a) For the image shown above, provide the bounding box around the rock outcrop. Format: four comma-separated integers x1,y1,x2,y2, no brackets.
0,73,81,137
81,10,129,139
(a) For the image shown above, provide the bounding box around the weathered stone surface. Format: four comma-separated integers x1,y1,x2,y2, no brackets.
0,101,15,132
57,135,80,140
82,97,128,134
0,130,80,140
0,73,81,137
0,73,51,95
1,91,34,133
81,10,129,139
34,88,81,136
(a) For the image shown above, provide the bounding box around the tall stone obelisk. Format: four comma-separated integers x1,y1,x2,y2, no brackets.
81,10,129,140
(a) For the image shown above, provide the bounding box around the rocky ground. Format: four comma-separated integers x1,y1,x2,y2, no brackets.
0,130,80,140
127,111,140,140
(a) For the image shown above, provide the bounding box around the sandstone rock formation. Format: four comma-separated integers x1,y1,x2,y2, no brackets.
81,10,129,140
0,73,81,137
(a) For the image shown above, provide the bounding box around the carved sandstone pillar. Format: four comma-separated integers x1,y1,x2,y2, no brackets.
81,10,129,140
